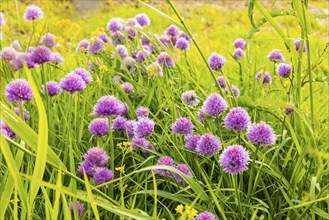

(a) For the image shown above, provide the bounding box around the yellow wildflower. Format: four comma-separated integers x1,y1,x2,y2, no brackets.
99,65,108,72
115,165,125,174
91,27,105,38
175,204,184,214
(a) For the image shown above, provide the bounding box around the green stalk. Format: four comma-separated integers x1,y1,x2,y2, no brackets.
302,6,314,130
246,144,260,206
108,118,114,199
166,0,227,100
233,174,243,219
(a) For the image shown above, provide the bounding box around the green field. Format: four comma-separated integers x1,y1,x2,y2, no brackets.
0,0,328,219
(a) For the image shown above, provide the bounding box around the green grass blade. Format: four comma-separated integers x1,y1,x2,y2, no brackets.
25,66,49,207
0,135,29,215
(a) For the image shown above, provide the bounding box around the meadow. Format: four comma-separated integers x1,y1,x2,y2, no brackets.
0,0,328,219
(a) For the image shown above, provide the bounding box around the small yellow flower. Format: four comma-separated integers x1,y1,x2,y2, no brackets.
126,146,133,153
175,204,184,214
115,165,125,174
2,24,9,32
185,205,197,220
91,27,105,38
99,65,108,72
116,142,123,148
122,141,131,147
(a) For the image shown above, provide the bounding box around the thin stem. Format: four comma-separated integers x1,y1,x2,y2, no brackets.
246,144,260,206
108,118,114,199
166,0,228,101
302,7,314,130
233,174,243,219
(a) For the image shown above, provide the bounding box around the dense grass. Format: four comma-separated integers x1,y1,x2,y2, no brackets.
0,0,328,219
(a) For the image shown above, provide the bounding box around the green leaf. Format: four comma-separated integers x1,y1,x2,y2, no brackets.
25,66,49,206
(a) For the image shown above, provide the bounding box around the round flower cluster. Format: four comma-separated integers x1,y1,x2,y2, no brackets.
69,201,85,217
247,121,276,146
5,79,33,105
171,117,194,135
208,53,226,71
256,70,272,86
224,107,250,131
88,118,109,137
267,49,285,62
277,63,292,78
78,147,114,184
202,93,228,118
155,157,193,184
181,90,199,107
219,145,250,174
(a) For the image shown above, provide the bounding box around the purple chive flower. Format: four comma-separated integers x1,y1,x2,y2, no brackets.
277,63,292,78
247,121,276,146
78,160,95,177
157,52,175,67
11,40,22,51
40,33,59,48
146,62,163,77
23,5,44,20
107,18,125,32
94,168,114,184
0,12,6,27
131,137,151,151
69,201,85,216
267,49,285,62
77,39,91,53
29,46,54,64
123,57,137,73
196,133,221,156
45,81,62,96
234,38,246,49
120,82,134,94
111,31,126,46
59,73,86,95
294,39,307,52
88,118,109,137
158,35,172,48
178,32,191,42
125,26,137,38
172,117,194,135
83,147,109,167
71,68,92,84
195,212,218,220
0,121,17,139
124,120,136,138
93,95,124,117
155,156,174,176
91,39,104,55
185,134,201,151
116,45,128,58
175,37,190,51
14,108,30,121
97,33,109,43
173,164,193,184
52,52,64,64
112,75,122,84
224,107,250,131
208,53,226,71
10,52,30,70
134,117,155,138
231,85,240,98
127,18,137,26
136,106,149,118
5,79,33,104
112,116,127,131
202,93,228,118
166,25,180,37
135,13,150,27
0,47,17,61
233,48,246,59
136,50,151,61
219,145,250,174
197,111,206,122
181,90,199,107
284,102,295,115
216,76,226,88
256,70,272,85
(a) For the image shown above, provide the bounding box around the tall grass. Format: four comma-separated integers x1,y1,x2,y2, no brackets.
0,0,328,219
